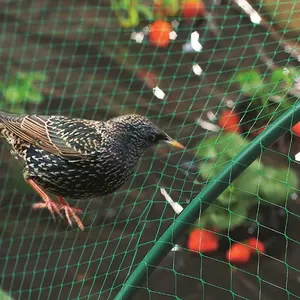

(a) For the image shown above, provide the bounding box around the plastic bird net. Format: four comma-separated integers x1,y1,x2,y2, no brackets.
0,0,300,299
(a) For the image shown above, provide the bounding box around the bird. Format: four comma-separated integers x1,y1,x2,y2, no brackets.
0,111,185,230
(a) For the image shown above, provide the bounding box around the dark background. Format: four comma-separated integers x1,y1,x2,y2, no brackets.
0,0,300,299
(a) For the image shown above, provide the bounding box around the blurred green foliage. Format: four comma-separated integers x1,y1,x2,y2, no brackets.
194,132,298,230
233,67,300,123
0,71,47,114
0,288,14,300
111,0,180,28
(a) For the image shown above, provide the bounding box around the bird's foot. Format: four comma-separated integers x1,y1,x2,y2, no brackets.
27,179,85,231
32,198,64,220
59,204,84,231
33,200,84,230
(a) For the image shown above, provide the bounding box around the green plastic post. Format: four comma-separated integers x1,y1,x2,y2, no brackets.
114,100,300,300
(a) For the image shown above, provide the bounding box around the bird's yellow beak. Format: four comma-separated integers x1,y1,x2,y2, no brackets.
166,139,185,150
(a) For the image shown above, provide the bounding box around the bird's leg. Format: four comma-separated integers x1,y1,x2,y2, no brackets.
56,196,84,231
26,179,63,220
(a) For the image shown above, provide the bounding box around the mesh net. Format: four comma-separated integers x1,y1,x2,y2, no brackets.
0,0,299,299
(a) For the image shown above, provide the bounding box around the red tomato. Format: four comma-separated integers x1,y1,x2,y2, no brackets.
219,110,241,133
246,237,265,254
226,243,251,264
149,20,172,48
181,0,205,18
292,122,300,136
188,229,219,253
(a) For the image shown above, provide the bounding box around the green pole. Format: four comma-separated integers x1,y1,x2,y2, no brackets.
115,101,300,300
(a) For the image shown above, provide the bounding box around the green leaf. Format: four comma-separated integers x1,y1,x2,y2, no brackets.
0,288,14,300
214,132,250,158
4,86,23,103
217,186,239,205
196,132,250,160
26,89,43,103
119,0,132,9
195,200,253,230
271,69,292,86
209,204,248,230
197,133,258,188
259,166,298,204
195,136,219,159
228,201,253,229
198,161,216,180
209,208,231,230
235,70,264,96
15,71,28,80
137,5,154,21
195,204,219,229
162,0,179,16
233,166,262,196
26,72,48,83
195,212,211,229
115,7,139,28
199,159,229,180
247,158,262,172
270,68,300,91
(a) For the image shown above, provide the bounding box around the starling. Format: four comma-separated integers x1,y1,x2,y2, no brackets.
0,111,184,230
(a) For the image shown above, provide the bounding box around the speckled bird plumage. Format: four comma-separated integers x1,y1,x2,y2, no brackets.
0,111,184,230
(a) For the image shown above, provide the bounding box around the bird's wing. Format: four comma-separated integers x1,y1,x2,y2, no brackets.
0,114,102,161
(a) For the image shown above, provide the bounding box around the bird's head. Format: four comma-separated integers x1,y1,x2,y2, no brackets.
107,114,185,151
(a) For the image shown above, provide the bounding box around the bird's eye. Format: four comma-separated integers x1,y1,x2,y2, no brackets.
148,134,157,143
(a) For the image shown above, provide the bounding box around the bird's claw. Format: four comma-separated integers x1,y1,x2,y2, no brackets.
32,199,84,231
32,199,64,220
60,205,85,231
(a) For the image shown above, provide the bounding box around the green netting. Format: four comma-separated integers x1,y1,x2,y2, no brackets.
0,0,299,299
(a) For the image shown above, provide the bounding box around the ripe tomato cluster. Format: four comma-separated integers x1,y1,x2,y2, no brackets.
226,238,265,264
149,0,205,47
188,229,266,264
